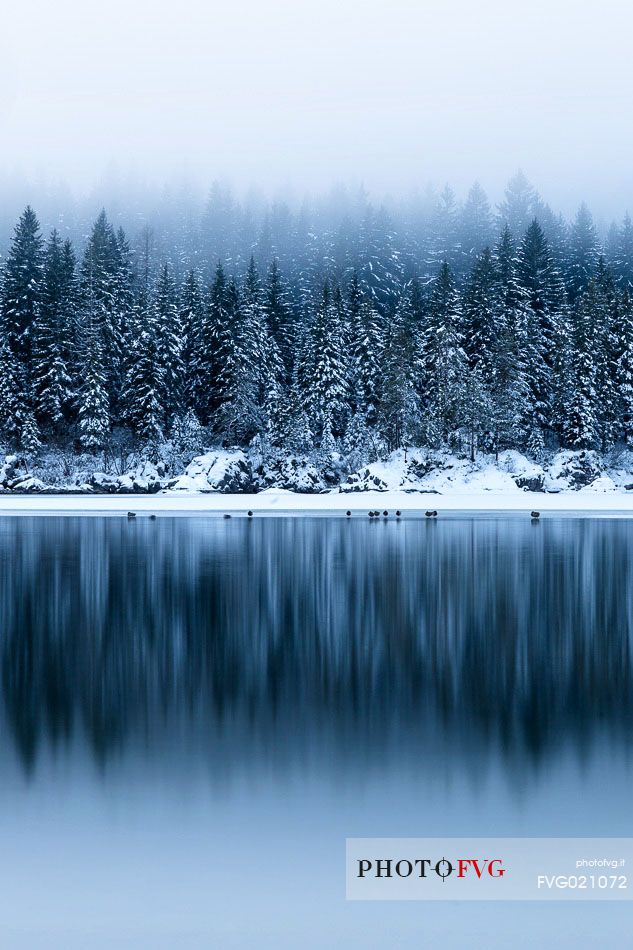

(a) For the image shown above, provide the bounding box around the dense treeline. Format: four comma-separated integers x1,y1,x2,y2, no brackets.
1,171,633,462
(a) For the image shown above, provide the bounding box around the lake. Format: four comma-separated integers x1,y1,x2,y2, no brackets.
0,515,630,947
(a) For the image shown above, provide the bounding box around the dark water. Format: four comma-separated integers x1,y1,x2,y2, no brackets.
0,516,631,947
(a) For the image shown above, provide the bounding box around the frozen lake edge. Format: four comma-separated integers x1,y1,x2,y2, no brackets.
1,489,633,516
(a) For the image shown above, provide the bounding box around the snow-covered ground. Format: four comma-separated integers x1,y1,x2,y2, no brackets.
0,489,632,516
2,446,633,515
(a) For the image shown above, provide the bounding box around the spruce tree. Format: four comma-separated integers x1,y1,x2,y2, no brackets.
614,213,633,291
0,340,23,442
462,365,491,461
218,258,268,443
78,333,110,452
419,262,466,446
458,182,494,275
179,269,205,410
347,273,384,425
264,259,295,381
357,206,403,313
428,185,460,270
32,231,75,432
616,290,633,444
498,170,539,236
591,259,621,451
518,220,568,439
198,263,235,427
307,282,348,437
20,408,42,459
566,203,600,303
80,211,130,422
378,284,420,452
463,247,499,378
562,283,599,449
122,288,164,443
154,264,184,430
2,206,43,376
494,226,538,450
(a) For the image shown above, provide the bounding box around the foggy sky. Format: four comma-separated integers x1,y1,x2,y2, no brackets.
1,0,632,217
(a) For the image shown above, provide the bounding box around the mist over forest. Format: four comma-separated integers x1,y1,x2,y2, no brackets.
0,171,626,274
0,163,632,497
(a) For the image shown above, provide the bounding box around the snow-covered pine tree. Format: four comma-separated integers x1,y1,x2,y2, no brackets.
562,282,599,449
179,269,205,410
122,286,164,444
284,387,314,455
613,213,633,291
497,170,540,236
493,226,537,450
112,226,136,411
201,182,238,270
172,407,204,451
357,206,403,314
213,276,245,442
153,264,184,431
463,247,499,378
217,257,281,444
342,410,375,470
347,273,384,425
457,182,494,277
518,220,568,440
377,281,421,451
592,258,620,451
77,331,110,452
307,281,348,437
606,221,620,269
20,407,41,459
615,289,633,444
319,411,337,461
428,185,460,272
538,205,569,270
32,230,75,433
1,206,43,380
193,263,235,427
565,203,600,304
419,262,467,447
461,364,492,461
265,258,295,382
463,246,514,452
79,211,128,422
0,339,23,442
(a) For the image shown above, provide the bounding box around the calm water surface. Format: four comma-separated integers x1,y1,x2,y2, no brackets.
0,516,631,948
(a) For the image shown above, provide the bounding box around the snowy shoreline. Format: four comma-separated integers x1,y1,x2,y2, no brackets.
2,446,633,515
1,489,633,516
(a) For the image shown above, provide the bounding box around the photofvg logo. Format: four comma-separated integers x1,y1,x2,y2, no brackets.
357,856,506,882
346,838,633,901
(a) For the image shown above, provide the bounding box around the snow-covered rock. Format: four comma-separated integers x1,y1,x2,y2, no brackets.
0,456,51,492
255,456,327,493
0,455,20,487
497,450,546,492
341,451,501,494
7,474,48,493
89,461,166,494
340,452,444,493
340,467,389,492
579,475,617,493
167,451,252,493
544,451,603,491
411,454,519,494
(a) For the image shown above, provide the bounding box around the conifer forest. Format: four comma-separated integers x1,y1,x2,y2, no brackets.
2,171,632,475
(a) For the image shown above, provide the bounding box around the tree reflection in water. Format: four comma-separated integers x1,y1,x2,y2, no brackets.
0,516,630,777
